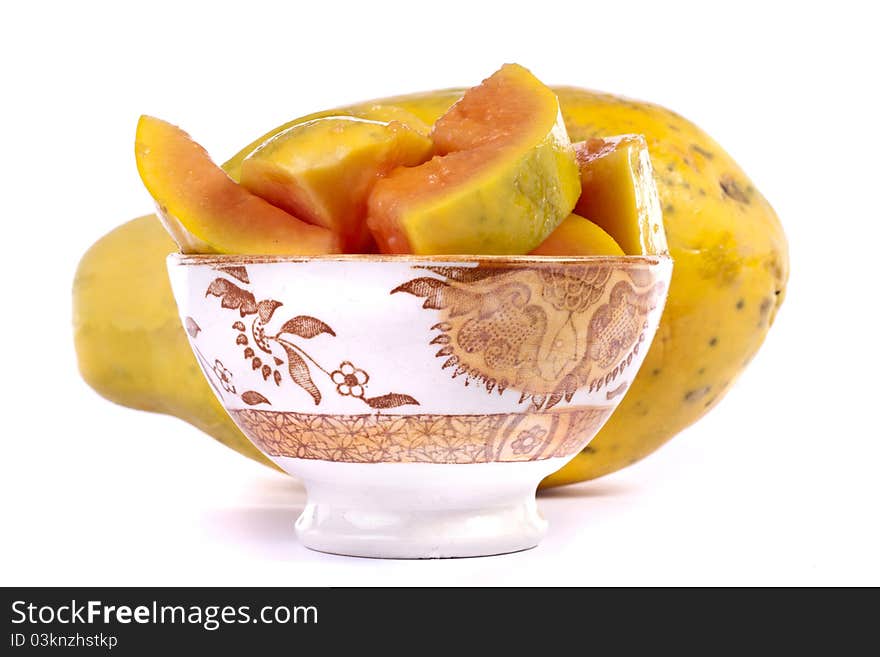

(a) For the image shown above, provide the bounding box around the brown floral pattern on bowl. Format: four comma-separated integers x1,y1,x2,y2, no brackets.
169,255,671,466
392,262,665,409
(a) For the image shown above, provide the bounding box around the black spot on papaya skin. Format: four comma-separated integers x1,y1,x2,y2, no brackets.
720,175,750,204
690,144,715,160
736,298,745,310
698,368,705,375
708,337,718,347
684,386,712,402
664,204,675,215
757,302,774,326
765,255,786,283
582,445,597,455
652,368,661,376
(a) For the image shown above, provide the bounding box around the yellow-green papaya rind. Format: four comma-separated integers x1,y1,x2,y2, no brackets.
72,215,278,469
397,126,580,254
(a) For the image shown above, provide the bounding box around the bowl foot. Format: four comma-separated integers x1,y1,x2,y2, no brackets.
281,458,567,559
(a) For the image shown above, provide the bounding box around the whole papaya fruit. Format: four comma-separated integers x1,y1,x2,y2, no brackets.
73,87,788,485
73,215,278,469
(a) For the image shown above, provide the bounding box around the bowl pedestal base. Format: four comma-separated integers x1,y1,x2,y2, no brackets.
276,457,569,559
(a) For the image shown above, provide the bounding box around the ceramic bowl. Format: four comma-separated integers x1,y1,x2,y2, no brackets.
168,253,672,558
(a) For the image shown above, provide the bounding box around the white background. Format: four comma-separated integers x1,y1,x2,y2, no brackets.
1,0,878,586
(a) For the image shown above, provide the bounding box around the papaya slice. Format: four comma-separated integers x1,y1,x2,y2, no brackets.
223,105,432,182
573,134,666,256
367,64,581,255
135,116,339,255
530,213,625,256
240,116,432,252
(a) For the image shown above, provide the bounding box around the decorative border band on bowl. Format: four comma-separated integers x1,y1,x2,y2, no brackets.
231,406,611,464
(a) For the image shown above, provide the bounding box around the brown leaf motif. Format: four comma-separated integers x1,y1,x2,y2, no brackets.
214,266,250,284
257,299,282,323
365,393,420,409
391,278,481,317
206,278,257,316
277,340,321,405
278,316,336,339
241,391,271,406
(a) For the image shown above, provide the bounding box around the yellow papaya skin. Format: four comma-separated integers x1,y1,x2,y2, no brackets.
73,215,278,469
74,87,788,485
545,88,788,485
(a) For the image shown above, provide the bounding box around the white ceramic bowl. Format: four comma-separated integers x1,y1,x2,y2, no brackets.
168,254,671,558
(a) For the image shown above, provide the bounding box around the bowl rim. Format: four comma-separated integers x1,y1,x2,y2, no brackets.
168,252,672,267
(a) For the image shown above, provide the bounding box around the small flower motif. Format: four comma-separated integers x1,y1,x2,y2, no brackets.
330,361,370,399
511,425,547,455
212,359,236,394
